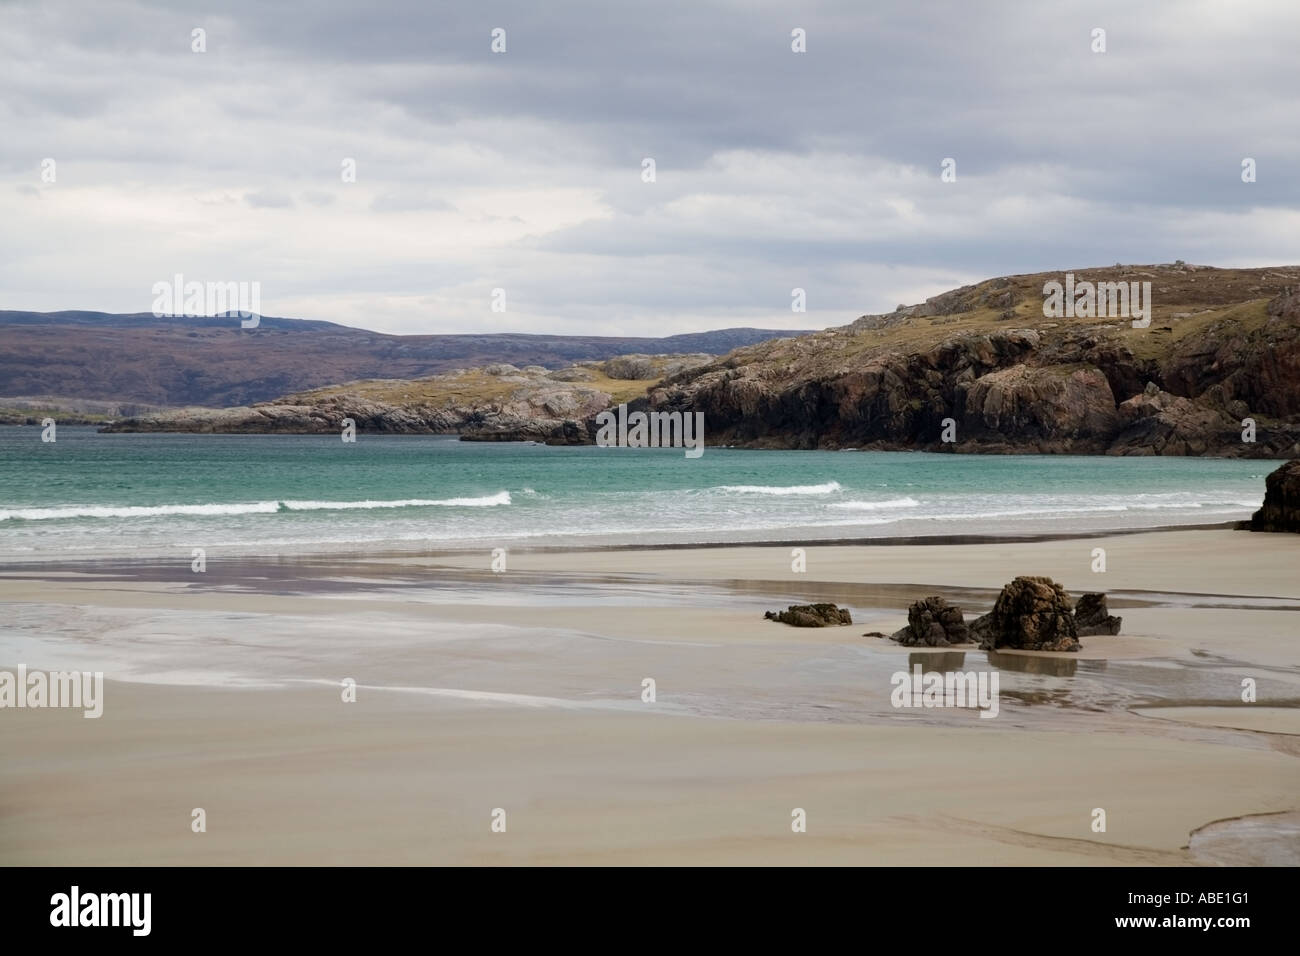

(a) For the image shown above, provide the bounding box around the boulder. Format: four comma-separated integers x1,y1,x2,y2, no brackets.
1073,592,1122,635
971,576,1080,652
960,364,1120,444
547,367,598,382
764,603,852,627
1109,382,1235,456
1248,459,1300,532
890,596,970,646
602,356,658,380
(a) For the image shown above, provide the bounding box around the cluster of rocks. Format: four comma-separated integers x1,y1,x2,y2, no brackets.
764,603,853,627
881,577,1123,652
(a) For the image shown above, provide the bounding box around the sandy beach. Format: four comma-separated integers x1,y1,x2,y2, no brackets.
2,527,1299,865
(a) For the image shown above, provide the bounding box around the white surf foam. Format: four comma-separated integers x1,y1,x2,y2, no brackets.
828,496,920,510
0,491,512,521
716,481,842,496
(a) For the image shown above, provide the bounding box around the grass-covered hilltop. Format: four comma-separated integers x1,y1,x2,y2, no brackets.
102,263,1300,457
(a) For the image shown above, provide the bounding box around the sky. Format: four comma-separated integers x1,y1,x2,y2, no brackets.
2,0,1299,336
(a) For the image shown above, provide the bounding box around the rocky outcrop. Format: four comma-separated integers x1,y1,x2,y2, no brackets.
600,354,710,380
890,596,970,646
644,267,1300,457
764,603,853,627
960,364,1119,447
1073,592,1122,636
96,399,456,435
100,358,704,439
1109,383,1237,456
971,576,1080,652
650,328,1048,450
1162,288,1300,419
1247,459,1300,532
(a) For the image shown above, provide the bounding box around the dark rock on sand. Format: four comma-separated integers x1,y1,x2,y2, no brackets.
765,603,852,627
1248,458,1300,533
889,596,970,646
971,576,1080,652
1073,592,1123,636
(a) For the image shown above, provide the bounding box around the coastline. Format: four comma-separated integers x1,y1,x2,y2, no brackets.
0,519,1254,567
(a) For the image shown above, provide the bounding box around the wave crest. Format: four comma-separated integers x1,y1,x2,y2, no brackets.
716,481,842,496
828,497,920,510
0,492,512,521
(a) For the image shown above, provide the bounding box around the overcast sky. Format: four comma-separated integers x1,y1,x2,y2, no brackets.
3,0,1299,336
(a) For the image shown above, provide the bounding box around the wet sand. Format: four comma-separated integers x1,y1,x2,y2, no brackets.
1,528,1298,865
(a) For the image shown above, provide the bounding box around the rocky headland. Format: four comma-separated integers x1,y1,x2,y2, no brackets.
647,266,1300,457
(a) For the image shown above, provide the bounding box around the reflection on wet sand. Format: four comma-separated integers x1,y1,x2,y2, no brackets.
908,651,967,671
987,650,1080,678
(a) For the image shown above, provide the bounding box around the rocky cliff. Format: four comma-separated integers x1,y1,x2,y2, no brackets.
645,265,1300,457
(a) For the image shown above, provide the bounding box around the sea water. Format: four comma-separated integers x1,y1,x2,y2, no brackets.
0,426,1269,559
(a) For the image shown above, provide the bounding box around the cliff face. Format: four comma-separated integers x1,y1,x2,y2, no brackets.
645,266,1300,457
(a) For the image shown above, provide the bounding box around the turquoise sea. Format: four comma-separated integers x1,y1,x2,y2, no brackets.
0,426,1271,560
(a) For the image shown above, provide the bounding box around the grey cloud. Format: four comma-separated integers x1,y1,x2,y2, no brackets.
0,0,1297,333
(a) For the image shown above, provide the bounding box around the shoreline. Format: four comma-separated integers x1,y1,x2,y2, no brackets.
0,519,1250,568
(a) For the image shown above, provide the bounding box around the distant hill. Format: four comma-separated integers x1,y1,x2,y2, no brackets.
0,310,809,407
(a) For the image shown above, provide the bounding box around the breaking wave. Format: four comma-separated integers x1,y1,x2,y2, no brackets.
716,481,843,496
0,492,512,521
